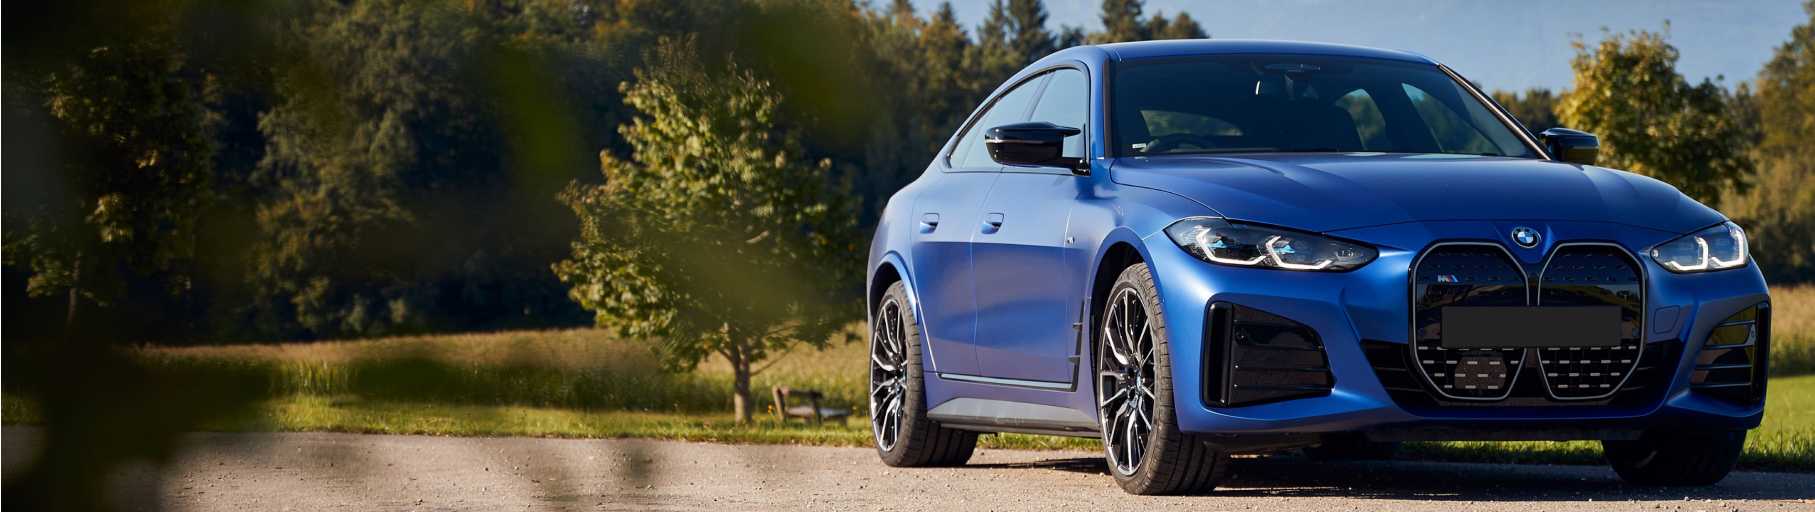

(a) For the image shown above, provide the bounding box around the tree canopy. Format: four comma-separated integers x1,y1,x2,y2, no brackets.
1556,29,1755,206
553,39,861,422
1491,88,1559,133
1726,0,1815,281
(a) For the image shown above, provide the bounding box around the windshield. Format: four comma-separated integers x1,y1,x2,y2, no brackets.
1110,54,1538,158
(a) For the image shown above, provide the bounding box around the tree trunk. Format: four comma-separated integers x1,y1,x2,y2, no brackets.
732,359,753,424
64,250,82,340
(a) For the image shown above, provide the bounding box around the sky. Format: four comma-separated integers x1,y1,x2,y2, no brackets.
906,0,1805,92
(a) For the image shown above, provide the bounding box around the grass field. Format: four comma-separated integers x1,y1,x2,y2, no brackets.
1769,285,1815,375
4,286,1811,470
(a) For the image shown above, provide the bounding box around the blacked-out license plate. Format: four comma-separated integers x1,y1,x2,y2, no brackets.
1440,306,1622,349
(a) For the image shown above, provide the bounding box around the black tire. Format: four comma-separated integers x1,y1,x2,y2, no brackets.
1603,430,1747,486
1304,434,1399,461
871,281,978,467
1098,263,1228,495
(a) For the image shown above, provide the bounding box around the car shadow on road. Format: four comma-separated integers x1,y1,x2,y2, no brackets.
966,456,1112,475
969,454,1813,501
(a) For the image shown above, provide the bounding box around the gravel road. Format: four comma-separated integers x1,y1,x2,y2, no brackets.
4,427,1811,511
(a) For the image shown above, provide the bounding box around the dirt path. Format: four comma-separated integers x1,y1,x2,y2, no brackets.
4,427,1812,511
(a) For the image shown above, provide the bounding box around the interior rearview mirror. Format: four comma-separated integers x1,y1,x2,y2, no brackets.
985,122,1087,174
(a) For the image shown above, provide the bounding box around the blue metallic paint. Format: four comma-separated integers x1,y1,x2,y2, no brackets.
866,40,1767,441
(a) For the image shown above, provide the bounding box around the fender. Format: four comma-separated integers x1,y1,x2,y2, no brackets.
868,252,938,372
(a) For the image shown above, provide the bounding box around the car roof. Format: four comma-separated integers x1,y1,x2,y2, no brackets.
1091,39,1436,65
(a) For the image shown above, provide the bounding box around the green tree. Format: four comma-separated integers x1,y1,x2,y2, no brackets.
1,36,219,339
1556,29,1754,206
251,0,493,337
922,3,974,116
1057,24,1088,49
886,0,919,30
970,0,1022,87
1491,88,1560,133
1006,0,1056,65
247,0,607,339
1147,11,1206,40
1092,0,1148,44
882,1,978,169
554,40,861,423
1728,0,1815,282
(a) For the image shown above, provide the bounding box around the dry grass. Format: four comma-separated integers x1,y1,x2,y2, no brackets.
126,284,1808,413
1770,285,1815,375
127,327,871,414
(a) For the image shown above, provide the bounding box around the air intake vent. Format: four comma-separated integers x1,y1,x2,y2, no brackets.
1692,303,1770,405
1204,302,1333,407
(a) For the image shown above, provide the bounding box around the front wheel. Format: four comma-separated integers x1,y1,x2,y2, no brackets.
1097,263,1227,495
871,281,977,467
1603,430,1747,486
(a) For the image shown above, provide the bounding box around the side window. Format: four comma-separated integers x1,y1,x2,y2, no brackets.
949,75,1046,169
1401,83,1498,154
1334,89,1391,150
1028,68,1089,159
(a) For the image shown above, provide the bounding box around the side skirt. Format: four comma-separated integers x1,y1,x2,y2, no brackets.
926,397,1100,437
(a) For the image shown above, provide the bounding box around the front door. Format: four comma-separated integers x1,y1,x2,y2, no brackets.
970,68,1091,384
970,173,1085,383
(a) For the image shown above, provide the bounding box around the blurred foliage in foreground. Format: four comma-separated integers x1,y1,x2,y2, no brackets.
0,0,1208,345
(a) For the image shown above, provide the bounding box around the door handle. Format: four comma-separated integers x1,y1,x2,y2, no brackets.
981,213,1005,234
920,213,940,233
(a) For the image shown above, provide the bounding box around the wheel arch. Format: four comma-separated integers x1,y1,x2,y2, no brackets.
868,252,927,354
1091,241,1147,325
1085,232,1164,363
869,256,906,314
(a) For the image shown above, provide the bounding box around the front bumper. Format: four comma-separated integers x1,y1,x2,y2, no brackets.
1146,220,1770,440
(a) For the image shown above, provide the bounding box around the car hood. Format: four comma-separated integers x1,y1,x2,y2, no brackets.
1110,153,1723,234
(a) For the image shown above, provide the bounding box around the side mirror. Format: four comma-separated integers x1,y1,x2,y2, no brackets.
985,122,1086,174
1539,127,1599,165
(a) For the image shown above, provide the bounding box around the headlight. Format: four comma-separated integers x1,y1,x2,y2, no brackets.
1650,221,1748,273
1164,217,1377,272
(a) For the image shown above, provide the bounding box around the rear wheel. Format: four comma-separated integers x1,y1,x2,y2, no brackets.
1097,263,1227,495
1603,430,1746,486
871,281,977,467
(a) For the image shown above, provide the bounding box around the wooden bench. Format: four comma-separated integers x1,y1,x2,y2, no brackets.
772,386,850,425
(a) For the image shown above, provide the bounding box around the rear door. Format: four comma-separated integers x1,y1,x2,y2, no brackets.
907,77,1042,375
970,68,1091,384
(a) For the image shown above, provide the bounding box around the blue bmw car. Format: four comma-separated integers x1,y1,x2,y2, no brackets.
864,40,1770,494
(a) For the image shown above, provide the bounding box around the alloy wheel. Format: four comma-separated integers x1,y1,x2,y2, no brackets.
870,297,909,452
1099,287,1158,476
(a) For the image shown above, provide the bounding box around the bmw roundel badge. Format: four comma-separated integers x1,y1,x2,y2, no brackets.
1510,226,1541,248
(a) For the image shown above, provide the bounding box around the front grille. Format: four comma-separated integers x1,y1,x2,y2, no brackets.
1391,241,1660,406
1536,245,1645,399
1366,339,1680,409
1412,244,1527,400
